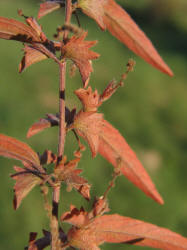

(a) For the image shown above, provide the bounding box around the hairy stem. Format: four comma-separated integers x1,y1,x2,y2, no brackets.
51,1,72,249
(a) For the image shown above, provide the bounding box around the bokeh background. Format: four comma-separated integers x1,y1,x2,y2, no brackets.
0,0,187,249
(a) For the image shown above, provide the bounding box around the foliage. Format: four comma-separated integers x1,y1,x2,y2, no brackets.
0,0,186,249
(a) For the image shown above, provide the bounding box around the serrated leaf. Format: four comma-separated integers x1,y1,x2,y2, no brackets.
19,45,48,73
11,166,41,209
98,120,164,204
0,17,41,43
61,32,100,87
78,0,173,76
37,1,62,20
0,134,40,168
74,111,103,157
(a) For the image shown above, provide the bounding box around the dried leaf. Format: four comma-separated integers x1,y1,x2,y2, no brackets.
98,120,164,204
19,45,48,73
0,17,41,43
74,111,103,157
11,166,41,209
37,1,62,20
0,134,40,168
78,0,173,76
61,32,100,87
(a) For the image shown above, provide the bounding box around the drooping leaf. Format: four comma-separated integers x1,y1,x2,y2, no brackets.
27,114,59,138
27,108,76,138
37,1,62,20
61,32,100,87
11,166,41,209
0,17,41,43
0,134,40,168
78,0,173,76
98,119,164,204
19,45,48,73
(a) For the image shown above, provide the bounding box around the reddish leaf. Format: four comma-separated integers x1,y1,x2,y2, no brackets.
74,87,163,204
98,120,164,204
61,205,90,228
0,134,40,168
37,1,62,20
67,214,187,250
61,32,100,87
75,87,100,112
73,111,103,157
78,0,173,76
55,157,91,200
11,166,41,209
0,17,41,43
19,45,47,73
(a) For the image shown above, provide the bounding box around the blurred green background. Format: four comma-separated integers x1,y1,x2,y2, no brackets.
0,0,187,249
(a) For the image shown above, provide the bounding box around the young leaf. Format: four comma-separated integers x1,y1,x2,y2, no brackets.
98,119,164,204
0,17,41,43
73,111,103,157
55,157,91,200
78,0,173,76
67,213,187,250
0,134,40,168
37,1,62,20
19,45,48,73
11,166,42,209
61,32,100,87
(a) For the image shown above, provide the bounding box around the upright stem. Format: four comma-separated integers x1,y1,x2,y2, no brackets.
51,1,72,249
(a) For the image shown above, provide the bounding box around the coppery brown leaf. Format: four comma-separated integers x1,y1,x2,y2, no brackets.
78,0,173,76
0,134,40,168
73,111,103,157
11,166,41,209
98,120,164,204
0,17,41,43
61,32,100,87
61,205,90,228
37,1,62,20
73,87,163,204
19,45,47,73
27,114,59,138
55,157,91,200
66,213,187,250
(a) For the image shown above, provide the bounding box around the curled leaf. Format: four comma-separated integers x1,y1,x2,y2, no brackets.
0,17,41,43
78,0,173,76
37,1,62,20
11,166,41,209
61,32,100,87
98,120,164,204
19,45,48,73
0,134,40,168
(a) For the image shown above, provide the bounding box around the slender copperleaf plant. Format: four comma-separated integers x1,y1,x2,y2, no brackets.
0,0,186,249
